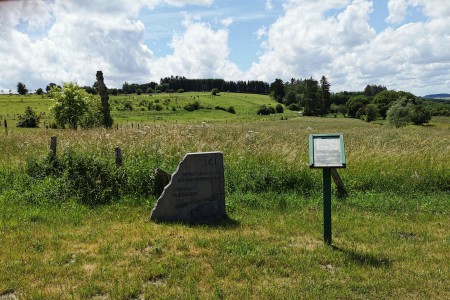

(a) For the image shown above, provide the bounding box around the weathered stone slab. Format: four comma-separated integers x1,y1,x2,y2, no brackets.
150,152,226,223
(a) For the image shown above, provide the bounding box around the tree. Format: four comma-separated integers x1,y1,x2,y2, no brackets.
136,88,143,95
303,78,321,116
270,79,285,103
364,84,387,97
46,83,60,93
16,106,41,128
17,82,28,95
50,82,101,129
36,88,44,96
346,95,369,118
387,99,411,128
409,104,431,125
365,104,379,122
337,104,348,117
211,88,219,96
284,91,297,106
373,90,399,119
320,76,331,115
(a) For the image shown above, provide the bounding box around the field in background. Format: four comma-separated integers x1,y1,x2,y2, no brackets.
0,92,287,126
0,94,449,299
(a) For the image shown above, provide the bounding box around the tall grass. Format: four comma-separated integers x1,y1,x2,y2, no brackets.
0,116,448,206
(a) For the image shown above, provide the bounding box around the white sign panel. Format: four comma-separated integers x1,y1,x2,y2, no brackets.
313,138,342,167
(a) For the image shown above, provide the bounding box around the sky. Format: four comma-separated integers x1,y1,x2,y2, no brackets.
0,0,449,96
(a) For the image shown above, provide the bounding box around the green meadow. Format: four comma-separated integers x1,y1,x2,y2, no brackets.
0,93,449,299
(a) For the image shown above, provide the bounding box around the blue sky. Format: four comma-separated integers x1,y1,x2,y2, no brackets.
1,0,449,96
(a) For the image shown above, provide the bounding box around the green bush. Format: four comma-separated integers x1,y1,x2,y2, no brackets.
275,104,284,113
227,106,236,114
257,105,275,115
122,101,134,111
184,101,201,112
16,106,42,128
26,151,122,205
287,103,301,111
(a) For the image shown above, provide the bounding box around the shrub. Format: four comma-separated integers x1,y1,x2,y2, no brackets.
24,149,169,206
211,88,219,96
227,106,236,114
355,107,365,120
136,89,143,95
287,103,301,111
365,104,379,122
16,106,41,128
50,82,102,129
215,106,227,111
257,105,275,115
184,101,201,112
410,105,431,125
26,151,123,205
387,100,411,128
177,89,184,93
123,101,134,111
275,104,284,113
155,104,164,111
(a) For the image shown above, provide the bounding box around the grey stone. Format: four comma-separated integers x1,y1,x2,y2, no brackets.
95,71,113,128
150,152,226,223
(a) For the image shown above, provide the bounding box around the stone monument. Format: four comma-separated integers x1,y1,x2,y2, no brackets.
95,71,113,128
150,152,227,223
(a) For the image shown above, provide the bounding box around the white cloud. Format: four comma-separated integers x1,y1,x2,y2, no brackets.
248,0,450,95
255,26,267,40
151,18,242,80
386,0,409,24
0,0,218,91
1,0,450,95
220,17,234,27
265,0,273,11
248,0,374,82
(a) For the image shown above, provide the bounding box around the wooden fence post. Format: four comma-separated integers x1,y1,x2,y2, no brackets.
50,136,57,157
115,147,123,167
4,120,7,135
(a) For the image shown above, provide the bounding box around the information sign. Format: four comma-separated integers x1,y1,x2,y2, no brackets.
309,134,346,168
308,134,346,245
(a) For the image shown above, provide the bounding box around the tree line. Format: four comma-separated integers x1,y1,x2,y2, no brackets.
121,76,269,95
269,78,437,127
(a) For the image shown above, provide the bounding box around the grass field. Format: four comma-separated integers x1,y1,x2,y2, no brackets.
0,92,286,126
0,93,449,299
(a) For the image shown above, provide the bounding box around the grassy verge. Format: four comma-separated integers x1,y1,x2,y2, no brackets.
1,192,449,299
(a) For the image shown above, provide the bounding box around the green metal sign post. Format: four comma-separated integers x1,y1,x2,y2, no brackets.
309,134,346,245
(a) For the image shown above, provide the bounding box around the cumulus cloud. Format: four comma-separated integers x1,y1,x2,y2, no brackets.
248,0,450,95
248,0,374,82
0,0,219,91
151,17,242,80
1,0,450,95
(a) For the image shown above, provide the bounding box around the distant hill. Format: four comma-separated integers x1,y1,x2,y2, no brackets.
423,93,450,99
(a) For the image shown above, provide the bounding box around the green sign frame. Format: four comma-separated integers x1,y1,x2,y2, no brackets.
309,134,346,168
308,134,346,245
